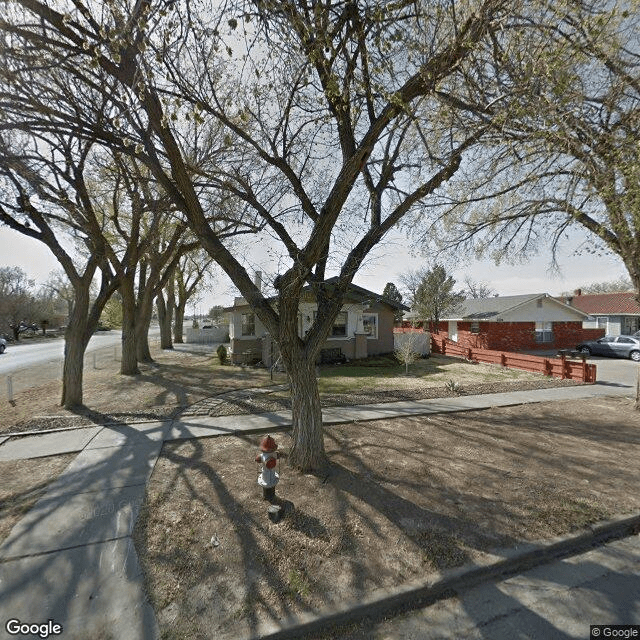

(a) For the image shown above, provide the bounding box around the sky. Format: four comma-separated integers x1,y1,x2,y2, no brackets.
0,223,626,315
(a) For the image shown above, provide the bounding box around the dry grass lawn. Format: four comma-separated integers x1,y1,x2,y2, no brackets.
133,396,640,640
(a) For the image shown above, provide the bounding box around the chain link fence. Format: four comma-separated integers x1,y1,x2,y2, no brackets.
4,339,160,402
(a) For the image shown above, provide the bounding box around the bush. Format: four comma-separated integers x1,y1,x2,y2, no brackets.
216,344,228,365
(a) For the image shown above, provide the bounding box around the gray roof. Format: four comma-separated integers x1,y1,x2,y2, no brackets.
225,277,409,312
445,294,549,320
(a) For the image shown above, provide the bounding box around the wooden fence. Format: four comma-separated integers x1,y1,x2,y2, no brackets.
426,333,597,383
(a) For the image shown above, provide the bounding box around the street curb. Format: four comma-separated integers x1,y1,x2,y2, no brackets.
243,513,640,640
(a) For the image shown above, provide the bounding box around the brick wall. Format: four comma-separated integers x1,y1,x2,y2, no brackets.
552,323,605,348
436,321,605,352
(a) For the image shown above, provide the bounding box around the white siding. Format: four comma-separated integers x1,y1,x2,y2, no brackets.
448,321,458,341
299,302,370,339
503,298,585,322
228,310,267,339
607,316,622,336
394,332,430,355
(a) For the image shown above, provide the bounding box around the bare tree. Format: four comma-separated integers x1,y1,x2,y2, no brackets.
0,266,38,340
1,0,512,470
174,251,215,344
564,278,634,295
422,1,640,301
461,276,495,299
394,333,422,374
0,135,120,406
43,270,78,320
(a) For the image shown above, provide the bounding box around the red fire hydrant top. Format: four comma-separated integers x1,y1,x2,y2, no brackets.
259,435,278,453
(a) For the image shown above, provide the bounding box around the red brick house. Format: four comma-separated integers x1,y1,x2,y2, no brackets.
563,290,640,336
437,293,604,352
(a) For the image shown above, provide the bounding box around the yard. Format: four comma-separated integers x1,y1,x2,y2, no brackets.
132,396,640,640
0,349,578,434
0,345,636,638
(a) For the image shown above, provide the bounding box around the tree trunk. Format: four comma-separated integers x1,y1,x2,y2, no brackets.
287,354,327,471
157,290,173,349
61,291,92,408
62,326,89,408
173,302,185,343
136,292,154,362
120,279,140,375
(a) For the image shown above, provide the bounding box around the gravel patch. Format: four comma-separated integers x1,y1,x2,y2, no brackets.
181,378,580,418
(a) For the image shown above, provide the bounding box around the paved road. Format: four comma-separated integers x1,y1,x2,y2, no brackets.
0,328,160,376
322,534,640,640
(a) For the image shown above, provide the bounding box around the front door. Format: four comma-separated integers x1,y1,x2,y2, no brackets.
448,321,458,342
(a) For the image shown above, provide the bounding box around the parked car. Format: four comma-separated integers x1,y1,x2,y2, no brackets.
0,336,6,354
576,335,640,361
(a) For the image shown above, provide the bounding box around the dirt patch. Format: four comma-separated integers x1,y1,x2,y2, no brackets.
189,378,580,417
0,453,75,544
0,349,579,434
0,347,287,435
133,396,640,640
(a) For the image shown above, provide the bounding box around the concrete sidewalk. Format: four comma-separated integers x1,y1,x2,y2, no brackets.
0,423,165,639
0,380,633,462
269,525,640,640
0,381,636,639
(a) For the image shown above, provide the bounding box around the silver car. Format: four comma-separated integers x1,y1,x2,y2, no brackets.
576,335,640,361
0,337,6,354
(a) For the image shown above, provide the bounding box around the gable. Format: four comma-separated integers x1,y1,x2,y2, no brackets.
443,294,587,322
500,296,587,322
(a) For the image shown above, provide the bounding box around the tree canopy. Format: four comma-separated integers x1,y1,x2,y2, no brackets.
419,0,640,299
411,264,464,331
382,282,403,322
0,0,539,469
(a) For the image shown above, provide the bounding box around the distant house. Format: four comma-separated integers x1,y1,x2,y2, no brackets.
224,278,408,366
563,290,640,336
437,293,603,352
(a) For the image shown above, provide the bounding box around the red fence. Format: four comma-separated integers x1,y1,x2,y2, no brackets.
428,333,596,383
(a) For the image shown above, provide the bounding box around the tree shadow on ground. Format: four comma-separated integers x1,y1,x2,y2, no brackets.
0,413,168,639
301,549,640,639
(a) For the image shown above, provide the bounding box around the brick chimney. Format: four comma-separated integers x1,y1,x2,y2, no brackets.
574,289,582,296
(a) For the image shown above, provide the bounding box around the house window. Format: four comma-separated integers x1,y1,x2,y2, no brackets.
331,311,348,337
362,313,378,339
470,321,480,333
596,316,608,329
241,313,255,336
535,321,553,343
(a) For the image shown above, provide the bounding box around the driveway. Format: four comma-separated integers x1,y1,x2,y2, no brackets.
584,355,638,389
524,349,638,390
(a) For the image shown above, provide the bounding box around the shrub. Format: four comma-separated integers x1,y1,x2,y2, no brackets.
216,344,228,365
394,333,422,374
444,379,463,393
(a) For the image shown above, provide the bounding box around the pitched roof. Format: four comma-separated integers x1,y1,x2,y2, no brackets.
225,276,409,312
567,292,640,315
445,294,545,320
443,293,588,321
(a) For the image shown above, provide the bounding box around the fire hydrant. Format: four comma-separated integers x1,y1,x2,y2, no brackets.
255,434,280,501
